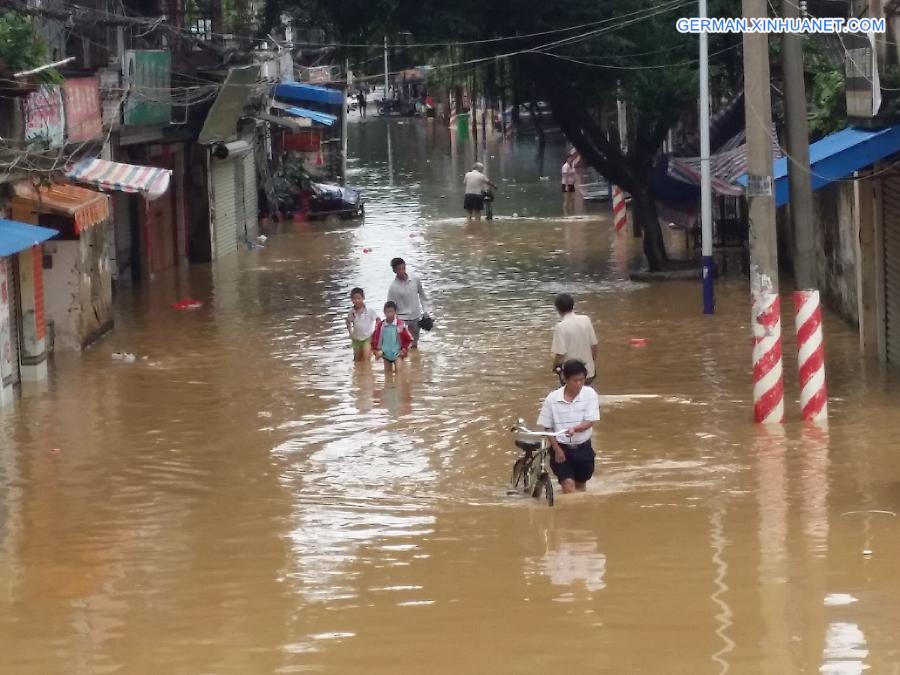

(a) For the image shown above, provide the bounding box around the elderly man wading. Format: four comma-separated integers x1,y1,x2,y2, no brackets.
463,161,496,224
387,257,432,349
551,293,598,385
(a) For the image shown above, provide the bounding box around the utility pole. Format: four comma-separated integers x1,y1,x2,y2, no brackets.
782,0,828,423
743,0,784,424
383,36,390,115
341,58,350,185
616,82,628,155
616,82,638,237
782,0,815,289
699,0,714,314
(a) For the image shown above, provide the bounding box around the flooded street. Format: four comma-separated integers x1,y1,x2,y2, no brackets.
3,120,900,673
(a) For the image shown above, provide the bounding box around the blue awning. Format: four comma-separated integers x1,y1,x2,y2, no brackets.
0,219,58,257
274,82,344,107
281,106,337,127
737,125,900,207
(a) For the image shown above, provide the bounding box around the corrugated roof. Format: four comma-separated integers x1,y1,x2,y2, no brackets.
0,219,58,257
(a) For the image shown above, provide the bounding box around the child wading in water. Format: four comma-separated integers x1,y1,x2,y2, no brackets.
372,301,413,372
346,287,379,362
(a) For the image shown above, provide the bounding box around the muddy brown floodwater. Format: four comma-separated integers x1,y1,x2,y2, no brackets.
2,120,900,674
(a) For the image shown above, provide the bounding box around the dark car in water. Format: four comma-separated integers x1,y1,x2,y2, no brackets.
306,181,365,220
269,174,365,221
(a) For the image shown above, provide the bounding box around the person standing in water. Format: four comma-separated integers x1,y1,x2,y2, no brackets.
537,359,600,494
387,257,432,349
561,152,577,216
463,162,496,224
551,293,598,385
373,301,413,372
346,287,379,362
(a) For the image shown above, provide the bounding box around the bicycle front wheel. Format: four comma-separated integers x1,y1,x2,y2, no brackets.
537,474,554,506
511,458,526,489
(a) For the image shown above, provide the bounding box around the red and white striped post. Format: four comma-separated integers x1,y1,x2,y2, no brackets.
752,292,785,424
612,185,627,232
794,289,828,423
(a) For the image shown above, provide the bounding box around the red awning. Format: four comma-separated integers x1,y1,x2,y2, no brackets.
12,181,109,234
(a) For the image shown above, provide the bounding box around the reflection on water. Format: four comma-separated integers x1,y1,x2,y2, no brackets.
822,622,869,674
2,120,900,673
528,527,607,594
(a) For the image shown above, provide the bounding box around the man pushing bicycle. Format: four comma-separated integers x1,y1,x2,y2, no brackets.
537,359,600,494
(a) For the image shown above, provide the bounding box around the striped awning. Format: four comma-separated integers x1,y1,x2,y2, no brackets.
668,127,782,197
12,181,110,234
65,158,172,201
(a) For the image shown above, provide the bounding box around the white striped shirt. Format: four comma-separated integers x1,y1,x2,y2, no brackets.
537,385,600,445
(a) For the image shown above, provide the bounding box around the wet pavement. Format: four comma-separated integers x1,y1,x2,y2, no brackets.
2,120,900,673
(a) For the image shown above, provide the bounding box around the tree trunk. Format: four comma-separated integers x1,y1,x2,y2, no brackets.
631,184,668,271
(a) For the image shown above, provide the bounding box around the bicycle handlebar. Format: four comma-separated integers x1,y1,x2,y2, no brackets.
512,423,572,441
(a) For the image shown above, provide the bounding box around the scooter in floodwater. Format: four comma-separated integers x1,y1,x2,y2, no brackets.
482,189,494,220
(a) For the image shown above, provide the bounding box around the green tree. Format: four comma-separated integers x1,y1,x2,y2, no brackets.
265,0,743,270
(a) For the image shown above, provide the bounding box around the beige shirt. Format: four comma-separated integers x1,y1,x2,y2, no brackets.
551,312,598,379
463,170,490,195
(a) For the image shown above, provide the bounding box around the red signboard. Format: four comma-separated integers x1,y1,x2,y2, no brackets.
63,78,103,142
284,129,321,153
24,85,65,147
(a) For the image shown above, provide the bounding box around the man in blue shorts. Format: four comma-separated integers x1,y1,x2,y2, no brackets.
537,359,600,494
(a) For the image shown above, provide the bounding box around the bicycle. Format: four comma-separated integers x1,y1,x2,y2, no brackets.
509,419,564,506
482,189,494,220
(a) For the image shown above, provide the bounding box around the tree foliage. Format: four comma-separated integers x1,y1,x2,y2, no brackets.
266,0,744,269
0,11,50,73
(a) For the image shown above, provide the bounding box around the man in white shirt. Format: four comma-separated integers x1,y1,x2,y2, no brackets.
551,293,598,385
537,359,601,494
387,257,432,349
463,162,496,224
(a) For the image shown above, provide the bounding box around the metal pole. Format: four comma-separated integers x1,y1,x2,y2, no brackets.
383,36,390,115
341,58,349,185
699,0,714,314
743,0,784,424
616,83,628,154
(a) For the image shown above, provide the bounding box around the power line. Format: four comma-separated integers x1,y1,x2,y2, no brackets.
283,0,692,49
15,0,691,53
537,42,742,70
348,0,694,83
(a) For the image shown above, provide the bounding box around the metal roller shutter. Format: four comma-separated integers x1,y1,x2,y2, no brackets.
212,157,239,259
242,150,258,240
8,257,20,385
883,174,900,364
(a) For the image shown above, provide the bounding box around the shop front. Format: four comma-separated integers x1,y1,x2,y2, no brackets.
10,182,112,351
272,83,343,181
64,157,174,281
0,219,58,405
208,139,257,259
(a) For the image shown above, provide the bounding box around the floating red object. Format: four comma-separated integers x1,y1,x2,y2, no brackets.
362,247,372,253
172,299,203,310
629,338,648,347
